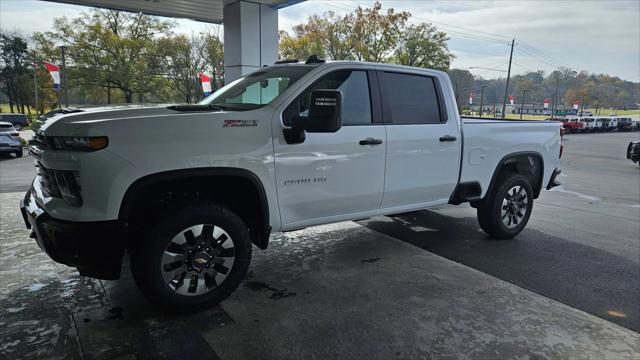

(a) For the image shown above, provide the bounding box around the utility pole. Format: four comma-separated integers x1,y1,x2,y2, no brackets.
493,89,496,116
185,48,190,104
479,85,486,118
60,46,69,107
579,95,585,116
532,95,535,117
501,38,515,119
553,75,559,119
519,89,528,119
33,53,38,116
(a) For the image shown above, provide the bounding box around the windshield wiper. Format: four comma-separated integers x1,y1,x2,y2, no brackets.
167,104,224,112
207,104,228,111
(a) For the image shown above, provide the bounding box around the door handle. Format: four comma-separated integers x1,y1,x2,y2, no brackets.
359,138,383,146
439,135,457,142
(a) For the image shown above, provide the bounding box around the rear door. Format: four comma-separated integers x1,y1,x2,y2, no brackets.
379,70,461,208
273,68,387,228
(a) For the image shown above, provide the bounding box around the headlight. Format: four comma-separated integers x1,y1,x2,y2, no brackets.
51,136,108,151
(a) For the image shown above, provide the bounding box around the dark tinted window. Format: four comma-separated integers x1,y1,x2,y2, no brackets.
0,114,27,123
286,70,372,126
382,72,442,124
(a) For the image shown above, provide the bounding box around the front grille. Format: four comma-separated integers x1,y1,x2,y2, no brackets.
36,161,62,198
31,134,51,150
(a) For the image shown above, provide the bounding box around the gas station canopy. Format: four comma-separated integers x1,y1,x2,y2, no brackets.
46,0,303,24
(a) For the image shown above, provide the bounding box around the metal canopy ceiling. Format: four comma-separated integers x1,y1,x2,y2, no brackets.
44,0,304,24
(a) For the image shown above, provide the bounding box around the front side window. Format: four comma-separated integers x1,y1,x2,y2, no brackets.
199,65,316,111
284,70,372,126
382,72,442,124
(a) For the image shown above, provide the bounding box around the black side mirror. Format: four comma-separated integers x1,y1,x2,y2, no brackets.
291,89,342,133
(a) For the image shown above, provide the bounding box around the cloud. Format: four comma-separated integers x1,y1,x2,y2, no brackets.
2,0,638,81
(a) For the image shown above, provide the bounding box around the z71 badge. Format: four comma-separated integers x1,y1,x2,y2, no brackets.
223,120,258,127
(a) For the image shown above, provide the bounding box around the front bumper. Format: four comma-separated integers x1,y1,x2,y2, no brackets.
20,188,127,280
546,168,562,190
627,142,640,163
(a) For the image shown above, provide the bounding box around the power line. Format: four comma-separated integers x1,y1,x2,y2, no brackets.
515,45,565,70
316,0,512,46
350,0,512,41
517,40,575,69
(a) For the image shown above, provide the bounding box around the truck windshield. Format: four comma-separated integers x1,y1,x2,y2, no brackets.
199,66,316,111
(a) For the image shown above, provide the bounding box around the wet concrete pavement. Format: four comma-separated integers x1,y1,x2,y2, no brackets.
1,191,639,359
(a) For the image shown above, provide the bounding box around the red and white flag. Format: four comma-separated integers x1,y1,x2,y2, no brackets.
43,61,60,90
543,99,550,109
200,73,212,96
508,95,514,105
573,100,580,110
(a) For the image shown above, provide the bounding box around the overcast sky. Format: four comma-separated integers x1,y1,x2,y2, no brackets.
1,0,638,81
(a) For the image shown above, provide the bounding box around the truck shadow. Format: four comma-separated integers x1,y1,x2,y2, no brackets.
358,210,640,332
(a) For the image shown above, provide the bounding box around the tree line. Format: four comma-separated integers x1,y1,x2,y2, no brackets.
448,67,639,113
1,3,637,116
1,10,224,114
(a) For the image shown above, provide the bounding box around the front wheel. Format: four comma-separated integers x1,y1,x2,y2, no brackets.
477,173,534,239
131,202,252,312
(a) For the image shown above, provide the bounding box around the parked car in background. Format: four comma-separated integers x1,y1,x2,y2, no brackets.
598,117,617,132
0,113,29,131
627,141,640,166
0,121,21,138
580,117,596,132
592,117,604,132
617,117,634,131
562,116,584,133
0,121,23,157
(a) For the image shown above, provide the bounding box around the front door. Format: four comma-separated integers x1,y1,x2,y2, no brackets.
273,68,386,228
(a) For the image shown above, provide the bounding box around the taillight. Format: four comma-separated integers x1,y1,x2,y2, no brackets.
559,128,563,158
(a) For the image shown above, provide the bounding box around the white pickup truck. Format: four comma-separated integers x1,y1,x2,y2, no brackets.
21,60,563,311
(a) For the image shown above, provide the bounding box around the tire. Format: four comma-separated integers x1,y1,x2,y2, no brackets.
15,149,23,158
130,201,252,312
477,173,534,239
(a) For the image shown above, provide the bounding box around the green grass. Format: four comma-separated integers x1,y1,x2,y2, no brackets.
584,108,640,116
0,104,55,116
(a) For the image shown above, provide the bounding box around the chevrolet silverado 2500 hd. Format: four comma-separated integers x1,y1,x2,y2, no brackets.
21,61,563,311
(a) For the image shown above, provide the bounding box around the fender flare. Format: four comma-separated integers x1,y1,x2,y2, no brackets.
118,167,271,248
485,151,545,199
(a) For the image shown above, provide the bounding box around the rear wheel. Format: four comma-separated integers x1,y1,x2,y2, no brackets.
15,149,23,158
130,202,252,312
477,173,534,239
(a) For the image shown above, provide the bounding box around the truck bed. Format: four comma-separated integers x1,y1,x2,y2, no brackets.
459,117,562,198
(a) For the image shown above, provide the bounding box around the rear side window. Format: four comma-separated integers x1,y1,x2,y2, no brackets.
0,124,14,131
381,72,442,124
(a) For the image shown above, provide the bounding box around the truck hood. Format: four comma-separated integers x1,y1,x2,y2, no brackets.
39,105,179,136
